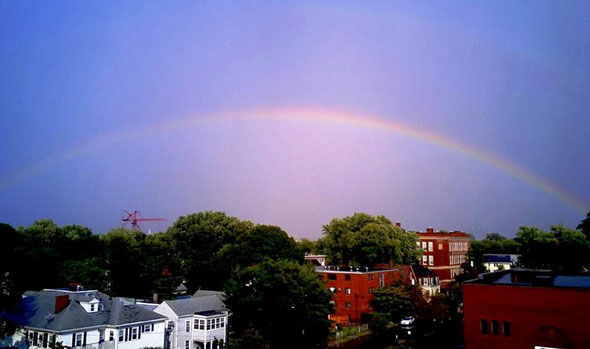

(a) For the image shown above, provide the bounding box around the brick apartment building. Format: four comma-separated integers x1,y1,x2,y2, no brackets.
316,266,401,324
416,227,470,286
463,269,590,348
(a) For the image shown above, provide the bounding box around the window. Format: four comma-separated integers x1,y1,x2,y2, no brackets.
109,331,114,341
99,329,105,341
118,330,124,342
144,324,152,332
503,321,511,336
131,327,138,340
429,255,434,265
221,318,225,328
438,243,443,250
345,274,351,281
186,320,190,332
90,304,95,312
345,302,351,308
428,242,433,252
345,288,351,294
416,241,420,247
328,274,337,280
185,340,189,349
491,320,499,335
75,333,83,346
421,241,427,249
368,274,374,281
207,319,211,330
480,320,488,334
200,319,205,330
216,318,220,328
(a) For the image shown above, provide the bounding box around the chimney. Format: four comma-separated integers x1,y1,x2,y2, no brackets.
426,226,434,233
395,222,401,227
55,295,69,314
153,293,158,303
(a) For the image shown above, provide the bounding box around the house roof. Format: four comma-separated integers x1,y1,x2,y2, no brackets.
483,254,519,263
5,289,166,332
193,290,225,302
163,295,226,316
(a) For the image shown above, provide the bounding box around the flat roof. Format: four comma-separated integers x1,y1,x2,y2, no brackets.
315,266,399,274
464,269,590,289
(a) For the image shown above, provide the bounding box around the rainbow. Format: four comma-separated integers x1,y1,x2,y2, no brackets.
1,107,587,214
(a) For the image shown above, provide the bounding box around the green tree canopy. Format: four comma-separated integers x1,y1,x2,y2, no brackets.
577,210,590,240
224,259,331,349
322,213,420,267
167,211,253,290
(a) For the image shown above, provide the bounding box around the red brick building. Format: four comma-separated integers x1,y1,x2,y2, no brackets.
416,227,470,286
463,269,590,348
316,266,401,324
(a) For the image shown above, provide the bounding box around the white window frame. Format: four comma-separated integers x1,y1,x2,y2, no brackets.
428,242,433,252
345,288,351,294
186,320,190,332
429,255,434,265
185,340,189,349
131,327,138,340
75,333,83,346
118,330,124,342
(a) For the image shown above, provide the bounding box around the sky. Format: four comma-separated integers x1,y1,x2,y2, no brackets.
1,1,589,239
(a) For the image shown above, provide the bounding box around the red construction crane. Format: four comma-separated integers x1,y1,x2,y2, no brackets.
121,210,165,232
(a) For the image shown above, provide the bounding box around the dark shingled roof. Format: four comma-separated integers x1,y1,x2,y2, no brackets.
164,295,226,316
5,289,165,332
193,289,225,302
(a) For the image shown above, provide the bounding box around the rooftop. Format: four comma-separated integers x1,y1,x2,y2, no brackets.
464,269,590,289
5,289,166,332
315,266,399,274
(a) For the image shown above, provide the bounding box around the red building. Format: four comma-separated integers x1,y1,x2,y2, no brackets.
463,269,590,348
317,266,401,324
416,227,470,286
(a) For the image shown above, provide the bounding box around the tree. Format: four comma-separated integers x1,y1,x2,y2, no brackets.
102,228,150,297
322,213,420,267
372,283,425,322
217,225,302,271
515,225,590,272
577,210,590,240
167,211,253,290
224,260,332,349
296,238,316,255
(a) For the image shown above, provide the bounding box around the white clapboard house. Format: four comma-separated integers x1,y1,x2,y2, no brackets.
3,288,167,349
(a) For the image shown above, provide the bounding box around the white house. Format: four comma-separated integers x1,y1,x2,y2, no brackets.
154,293,227,349
2,289,167,349
483,254,519,272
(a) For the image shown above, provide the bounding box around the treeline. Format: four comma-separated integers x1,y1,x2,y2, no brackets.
469,212,590,273
0,212,333,348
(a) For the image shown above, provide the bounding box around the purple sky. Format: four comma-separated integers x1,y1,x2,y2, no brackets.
1,1,589,239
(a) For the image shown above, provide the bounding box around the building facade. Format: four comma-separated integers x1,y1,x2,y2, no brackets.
3,289,166,349
316,266,401,324
416,227,470,286
154,293,228,349
463,269,590,348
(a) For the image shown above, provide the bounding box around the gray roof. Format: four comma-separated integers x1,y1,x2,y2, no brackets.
193,289,225,302
6,289,166,332
164,295,226,316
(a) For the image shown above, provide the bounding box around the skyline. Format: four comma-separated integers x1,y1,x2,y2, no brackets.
1,1,589,238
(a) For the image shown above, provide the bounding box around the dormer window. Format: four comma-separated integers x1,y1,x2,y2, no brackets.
82,297,100,313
